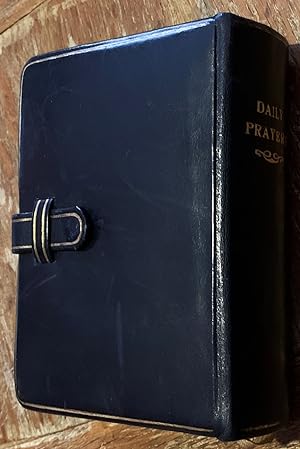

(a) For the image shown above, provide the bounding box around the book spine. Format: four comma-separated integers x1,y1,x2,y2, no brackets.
214,14,288,440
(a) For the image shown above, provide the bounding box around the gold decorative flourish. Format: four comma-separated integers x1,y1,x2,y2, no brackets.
255,149,284,164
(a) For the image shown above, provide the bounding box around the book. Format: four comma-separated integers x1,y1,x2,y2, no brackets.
12,12,288,440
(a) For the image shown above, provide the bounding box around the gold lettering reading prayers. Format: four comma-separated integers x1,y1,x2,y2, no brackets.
245,121,285,145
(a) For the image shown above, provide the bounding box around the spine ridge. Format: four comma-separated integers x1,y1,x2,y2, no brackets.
214,13,235,440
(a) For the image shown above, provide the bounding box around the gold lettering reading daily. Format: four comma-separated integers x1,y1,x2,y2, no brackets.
244,100,285,164
256,100,283,121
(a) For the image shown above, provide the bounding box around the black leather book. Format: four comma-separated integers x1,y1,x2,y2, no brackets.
12,12,288,440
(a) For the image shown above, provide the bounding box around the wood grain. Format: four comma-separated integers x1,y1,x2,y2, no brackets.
1,0,300,448
0,0,46,34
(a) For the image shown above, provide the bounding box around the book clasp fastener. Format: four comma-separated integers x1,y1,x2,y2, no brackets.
11,198,88,263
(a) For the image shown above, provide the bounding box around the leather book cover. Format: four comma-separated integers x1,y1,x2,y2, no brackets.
12,13,288,440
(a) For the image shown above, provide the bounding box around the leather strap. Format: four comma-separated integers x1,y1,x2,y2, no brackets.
12,198,88,263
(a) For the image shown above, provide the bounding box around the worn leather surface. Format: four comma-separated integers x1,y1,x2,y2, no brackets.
229,16,288,437
214,14,288,439
286,45,300,422
14,13,288,440
15,18,215,434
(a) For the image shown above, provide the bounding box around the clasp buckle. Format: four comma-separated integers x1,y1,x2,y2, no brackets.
12,198,88,263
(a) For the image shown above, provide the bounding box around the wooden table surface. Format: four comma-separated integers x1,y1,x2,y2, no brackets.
1,0,300,448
